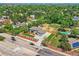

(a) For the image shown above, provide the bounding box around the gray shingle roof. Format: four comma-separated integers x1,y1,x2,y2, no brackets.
30,26,46,36
73,16,79,21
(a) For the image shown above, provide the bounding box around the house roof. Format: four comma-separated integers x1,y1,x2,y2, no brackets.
30,26,42,31
30,26,46,35
0,19,5,22
73,16,79,21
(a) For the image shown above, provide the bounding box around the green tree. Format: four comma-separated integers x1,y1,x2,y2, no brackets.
72,28,79,35
0,36,5,41
59,35,71,51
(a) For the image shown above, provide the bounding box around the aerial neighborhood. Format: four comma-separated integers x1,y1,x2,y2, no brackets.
0,4,79,56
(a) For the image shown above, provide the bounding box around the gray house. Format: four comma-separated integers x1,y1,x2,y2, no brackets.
30,26,46,36
73,16,79,21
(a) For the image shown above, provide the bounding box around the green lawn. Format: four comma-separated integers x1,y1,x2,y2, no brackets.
47,34,53,39
23,33,34,37
43,34,60,47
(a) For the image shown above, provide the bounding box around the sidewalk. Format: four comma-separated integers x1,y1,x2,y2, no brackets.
17,35,38,42
17,35,71,56
1,33,71,56
43,46,71,56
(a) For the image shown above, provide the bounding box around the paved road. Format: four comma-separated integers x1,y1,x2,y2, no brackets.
0,33,38,56
0,41,38,56
0,33,68,56
38,48,64,56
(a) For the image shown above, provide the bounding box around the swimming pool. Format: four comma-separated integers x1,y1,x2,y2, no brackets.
72,42,79,48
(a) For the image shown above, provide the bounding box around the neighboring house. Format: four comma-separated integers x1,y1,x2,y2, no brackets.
73,16,79,21
2,16,9,19
0,16,13,24
14,22,21,28
27,15,35,21
30,26,46,36
30,15,35,20
30,26,51,46
30,26,51,42
14,22,26,28
0,20,4,24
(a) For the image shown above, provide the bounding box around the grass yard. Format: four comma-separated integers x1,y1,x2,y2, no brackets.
23,33,34,37
47,34,53,39
43,34,60,47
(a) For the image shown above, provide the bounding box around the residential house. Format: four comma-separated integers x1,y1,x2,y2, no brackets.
30,26,46,36
30,26,51,41
30,26,51,46
73,16,79,21
0,16,13,25
14,22,26,28
27,15,35,21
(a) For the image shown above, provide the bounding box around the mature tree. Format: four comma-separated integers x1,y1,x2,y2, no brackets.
59,35,71,51
0,36,5,41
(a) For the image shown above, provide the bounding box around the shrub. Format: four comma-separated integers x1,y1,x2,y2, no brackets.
0,28,6,33
0,36,5,41
72,29,79,35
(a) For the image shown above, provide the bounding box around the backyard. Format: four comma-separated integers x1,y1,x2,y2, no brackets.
42,34,61,47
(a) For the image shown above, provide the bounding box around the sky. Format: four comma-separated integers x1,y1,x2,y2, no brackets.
0,0,79,3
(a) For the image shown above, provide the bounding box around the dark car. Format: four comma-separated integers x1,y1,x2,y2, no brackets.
30,42,35,45
68,34,77,38
36,54,40,56
11,37,16,41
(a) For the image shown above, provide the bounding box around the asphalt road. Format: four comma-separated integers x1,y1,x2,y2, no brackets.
0,33,38,56
38,48,64,56
0,33,65,56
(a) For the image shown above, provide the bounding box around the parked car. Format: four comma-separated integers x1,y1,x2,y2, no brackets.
30,42,35,45
68,34,77,38
11,37,16,41
36,54,40,56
